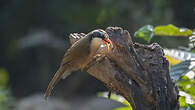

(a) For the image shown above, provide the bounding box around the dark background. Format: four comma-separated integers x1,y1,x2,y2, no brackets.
0,0,194,109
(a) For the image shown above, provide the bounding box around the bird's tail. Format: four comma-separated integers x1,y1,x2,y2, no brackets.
44,66,69,100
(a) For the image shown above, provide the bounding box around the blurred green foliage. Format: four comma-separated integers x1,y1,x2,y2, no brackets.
134,25,154,42
0,68,14,110
154,24,192,37
98,92,132,110
177,76,195,109
179,96,188,108
134,24,195,109
114,107,132,110
177,76,195,100
135,24,193,42
0,68,9,87
0,88,14,110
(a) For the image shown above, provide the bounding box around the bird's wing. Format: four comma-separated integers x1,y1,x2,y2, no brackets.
61,36,90,66
44,36,91,100
44,66,66,100
60,48,74,66
44,55,74,100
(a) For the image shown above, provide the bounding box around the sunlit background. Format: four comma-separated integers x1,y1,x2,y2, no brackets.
0,0,194,110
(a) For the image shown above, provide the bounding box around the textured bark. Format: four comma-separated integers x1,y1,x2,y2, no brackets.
69,27,179,110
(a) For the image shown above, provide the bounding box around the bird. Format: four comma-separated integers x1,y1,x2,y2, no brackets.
44,29,113,100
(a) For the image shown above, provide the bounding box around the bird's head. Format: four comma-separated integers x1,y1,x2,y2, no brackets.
90,29,113,51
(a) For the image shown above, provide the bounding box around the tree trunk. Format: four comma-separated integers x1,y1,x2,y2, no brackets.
70,27,180,110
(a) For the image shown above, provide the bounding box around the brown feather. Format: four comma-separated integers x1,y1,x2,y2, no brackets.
44,30,109,100
44,34,94,99
44,66,66,100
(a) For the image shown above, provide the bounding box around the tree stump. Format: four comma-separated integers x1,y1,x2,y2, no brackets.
70,27,180,110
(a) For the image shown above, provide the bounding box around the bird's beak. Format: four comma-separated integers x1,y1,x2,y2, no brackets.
103,38,113,51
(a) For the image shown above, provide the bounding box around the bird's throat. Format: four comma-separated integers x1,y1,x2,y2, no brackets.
90,38,102,56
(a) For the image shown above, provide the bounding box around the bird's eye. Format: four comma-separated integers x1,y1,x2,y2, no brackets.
93,31,101,37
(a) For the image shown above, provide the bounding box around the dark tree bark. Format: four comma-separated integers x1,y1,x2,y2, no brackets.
69,27,180,110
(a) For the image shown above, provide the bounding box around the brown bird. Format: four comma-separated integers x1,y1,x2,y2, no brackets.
44,29,113,100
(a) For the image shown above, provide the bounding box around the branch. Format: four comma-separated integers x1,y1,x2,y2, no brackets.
70,27,180,110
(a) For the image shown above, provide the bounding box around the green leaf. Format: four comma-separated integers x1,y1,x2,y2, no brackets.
114,107,132,110
169,60,192,81
98,92,133,110
154,24,192,37
0,88,14,110
179,96,188,108
164,55,181,66
164,49,195,62
164,49,195,81
188,34,195,49
134,25,154,42
0,68,9,87
190,104,195,109
179,91,194,105
177,77,195,99
98,92,130,106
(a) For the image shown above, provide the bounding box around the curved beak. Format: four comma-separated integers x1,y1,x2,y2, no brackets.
103,38,113,51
